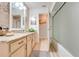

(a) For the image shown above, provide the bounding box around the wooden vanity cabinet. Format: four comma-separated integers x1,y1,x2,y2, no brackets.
26,33,37,57
0,32,37,57
32,33,36,49
10,38,26,53
10,37,26,57
0,42,9,57
26,35,32,56
11,45,26,57
0,37,26,57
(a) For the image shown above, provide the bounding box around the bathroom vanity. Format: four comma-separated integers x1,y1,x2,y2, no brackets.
0,32,37,57
0,2,38,57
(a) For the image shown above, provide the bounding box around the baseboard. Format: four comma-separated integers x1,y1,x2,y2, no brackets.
50,43,73,57
57,43,73,57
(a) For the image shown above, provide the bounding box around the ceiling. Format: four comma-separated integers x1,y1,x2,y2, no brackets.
25,2,53,9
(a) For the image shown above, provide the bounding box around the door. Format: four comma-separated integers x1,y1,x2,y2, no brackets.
39,13,48,39
39,13,49,51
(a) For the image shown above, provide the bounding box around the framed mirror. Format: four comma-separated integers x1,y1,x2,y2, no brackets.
9,2,26,30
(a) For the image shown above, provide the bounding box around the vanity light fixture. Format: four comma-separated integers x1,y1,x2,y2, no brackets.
12,2,25,10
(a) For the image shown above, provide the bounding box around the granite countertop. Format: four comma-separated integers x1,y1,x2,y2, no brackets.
0,32,34,42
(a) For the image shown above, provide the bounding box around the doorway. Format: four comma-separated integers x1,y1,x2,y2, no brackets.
39,13,49,51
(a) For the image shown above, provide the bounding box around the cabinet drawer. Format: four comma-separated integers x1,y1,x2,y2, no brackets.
10,38,26,53
11,45,26,57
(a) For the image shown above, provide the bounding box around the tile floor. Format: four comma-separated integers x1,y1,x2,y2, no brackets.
31,39,73,57
31,39,50,57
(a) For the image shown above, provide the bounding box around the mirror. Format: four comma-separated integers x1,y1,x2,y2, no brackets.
12,15,21,28
9,2,26,30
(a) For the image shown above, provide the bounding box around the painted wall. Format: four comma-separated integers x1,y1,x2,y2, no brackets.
25,6,30,29
0,2,9,28
49,13,53,41
53,2,79,56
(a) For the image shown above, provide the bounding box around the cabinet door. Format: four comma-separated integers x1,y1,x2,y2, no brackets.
32,34,36,48
11,45,26,57
32,34,35,48
27,35,32,56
